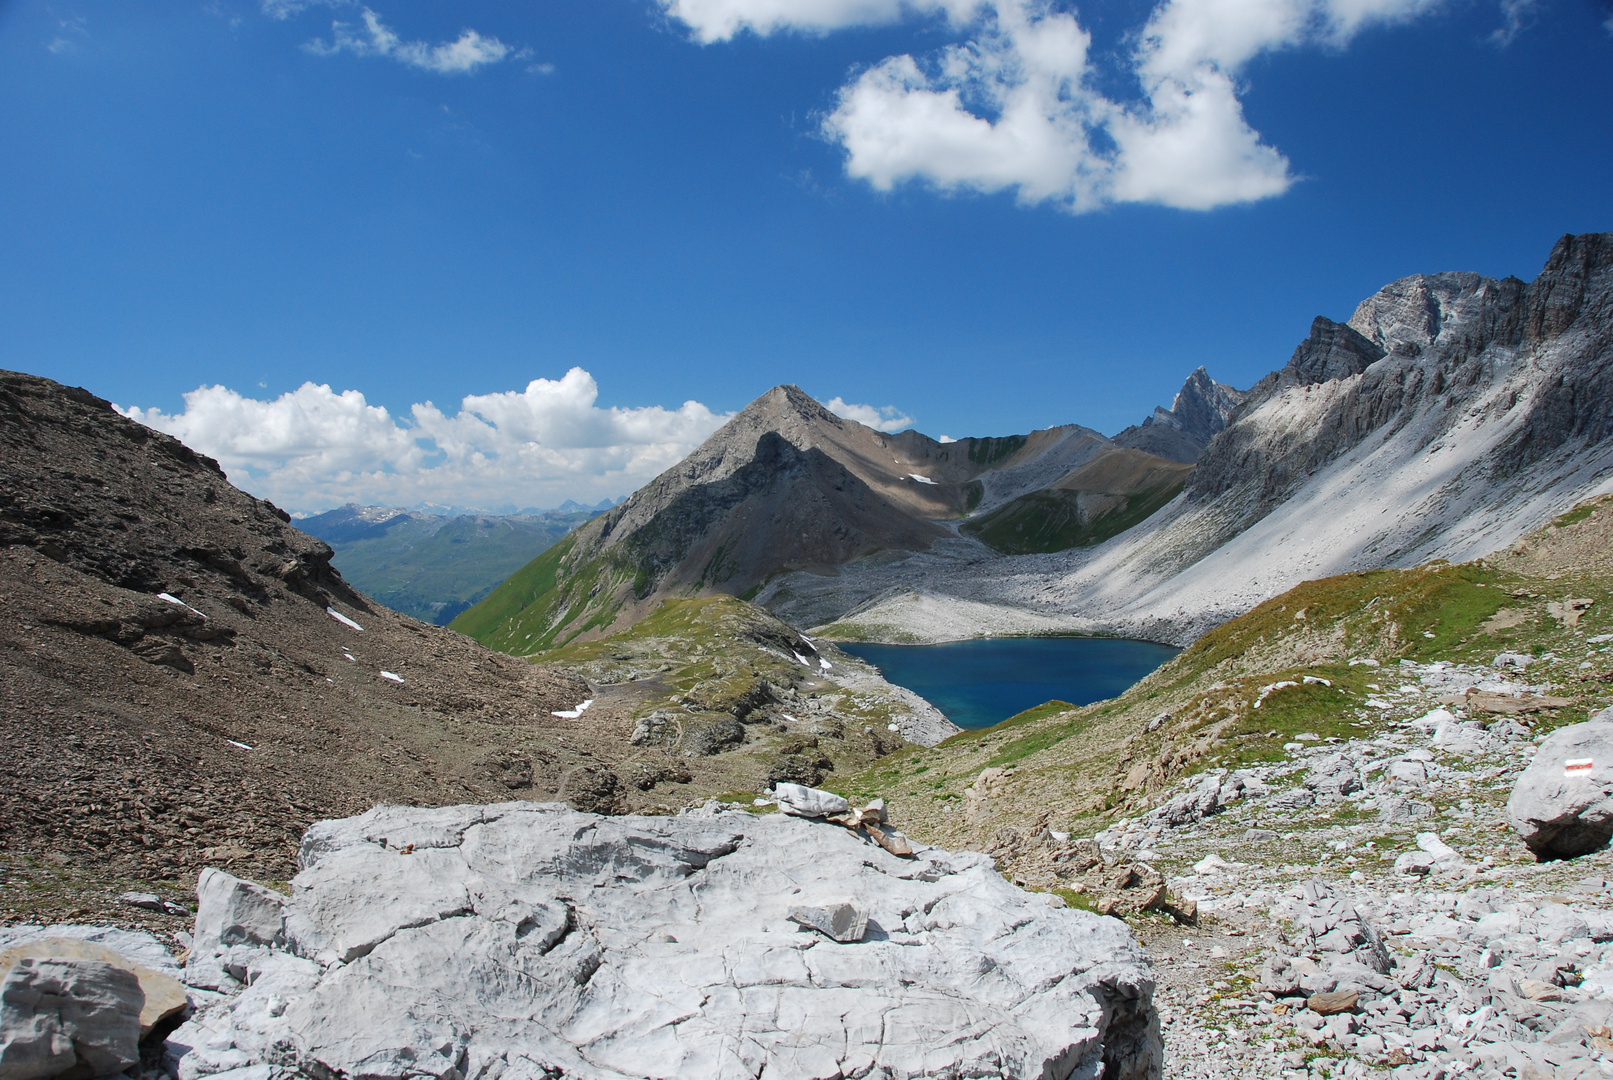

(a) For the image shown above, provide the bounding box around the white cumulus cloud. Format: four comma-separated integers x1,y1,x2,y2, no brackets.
304,7,516,74
658,0,978,42
822,396,915,431
663,0,1453,213
118,368,732,513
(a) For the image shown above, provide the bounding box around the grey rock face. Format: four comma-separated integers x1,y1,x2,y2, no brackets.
187,869,289,992
1507,713,1613,859
1282,317,1387,387
0,958,144,1080
1112,367,1245,464
1188,231,1613,527
169,801,1160,1080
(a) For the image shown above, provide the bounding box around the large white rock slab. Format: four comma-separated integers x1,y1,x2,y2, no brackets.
169,801,1160,1080
1507,712,1613,859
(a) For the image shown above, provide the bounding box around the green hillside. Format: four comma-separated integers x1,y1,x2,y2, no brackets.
448,525,653,652
962,478,1186,554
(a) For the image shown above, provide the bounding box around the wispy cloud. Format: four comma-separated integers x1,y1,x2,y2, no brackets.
261,0,349,20
118,368,732,513
822,396,915,432
303,7,517,74
1489,0,1537,45
46,13,88,54
658,0,1460,214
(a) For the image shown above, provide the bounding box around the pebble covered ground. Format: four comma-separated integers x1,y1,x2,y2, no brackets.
1078,651,1613,1080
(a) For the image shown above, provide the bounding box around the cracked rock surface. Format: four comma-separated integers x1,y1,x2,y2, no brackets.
168,801,1159,1080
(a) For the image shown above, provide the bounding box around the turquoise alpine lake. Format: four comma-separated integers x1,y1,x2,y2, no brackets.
837,636,1180,730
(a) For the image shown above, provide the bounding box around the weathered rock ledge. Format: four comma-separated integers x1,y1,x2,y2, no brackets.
167,801,1160,1080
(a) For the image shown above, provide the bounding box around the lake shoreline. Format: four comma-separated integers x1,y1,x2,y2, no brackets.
839,635,1180,731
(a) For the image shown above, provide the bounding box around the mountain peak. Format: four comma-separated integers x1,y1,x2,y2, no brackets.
1112,367,1244,463
729,384,846,435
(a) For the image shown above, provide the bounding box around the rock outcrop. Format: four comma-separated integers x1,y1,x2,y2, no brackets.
1112,367,1246,464
1507,709,1613,859
167,801,1161,1080
0,958,144,1080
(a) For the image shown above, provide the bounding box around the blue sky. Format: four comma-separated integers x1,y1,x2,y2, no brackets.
3,0,1609,511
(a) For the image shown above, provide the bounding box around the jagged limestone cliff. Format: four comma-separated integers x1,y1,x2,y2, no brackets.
783,233,1613,644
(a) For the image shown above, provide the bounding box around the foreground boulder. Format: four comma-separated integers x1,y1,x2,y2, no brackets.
168,801,1161,1080
1507,710,1613,859
0,958,144,1080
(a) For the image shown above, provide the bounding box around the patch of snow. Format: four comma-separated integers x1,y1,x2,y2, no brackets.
792,651,813,667
226,740,253,750
380,671,404,684
327,607,364,632
1302,676,1332,686
908,473,938,485
819,658,832,671
551,699,594,720
157,593,205,617
1253,680,1299,708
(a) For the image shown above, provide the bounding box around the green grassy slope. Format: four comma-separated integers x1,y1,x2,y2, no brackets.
962,478,1186,554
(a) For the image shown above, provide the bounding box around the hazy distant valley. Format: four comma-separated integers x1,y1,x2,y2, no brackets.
297,502,609,626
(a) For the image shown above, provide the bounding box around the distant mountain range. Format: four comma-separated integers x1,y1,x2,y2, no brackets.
455,232,1613,653
449,364,1242,652
300,504,602,625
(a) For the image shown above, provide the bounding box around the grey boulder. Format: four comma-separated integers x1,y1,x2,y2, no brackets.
186,868,289,991
1507,713,1613,859
771,783,850,818
0,958,144,1080
169,800,1161,1080
786,902,868,943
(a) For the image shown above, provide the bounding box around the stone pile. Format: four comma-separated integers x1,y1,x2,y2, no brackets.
1249,879,1613,1079
771,782,915,855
